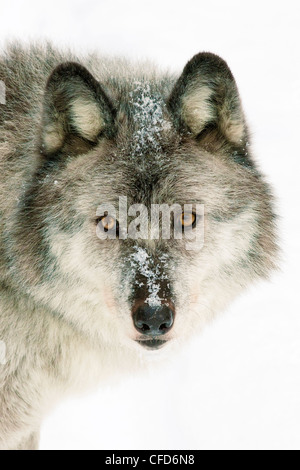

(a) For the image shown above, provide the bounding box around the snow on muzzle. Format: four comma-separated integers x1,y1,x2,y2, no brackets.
129,247,175,349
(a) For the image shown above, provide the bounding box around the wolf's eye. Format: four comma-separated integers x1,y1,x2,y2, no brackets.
179,212,197,229
99,215,118,233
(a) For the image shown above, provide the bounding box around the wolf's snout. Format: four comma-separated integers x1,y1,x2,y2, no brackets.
132,304,174,337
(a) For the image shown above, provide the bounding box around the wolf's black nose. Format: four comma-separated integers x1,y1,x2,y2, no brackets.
133,304,174,336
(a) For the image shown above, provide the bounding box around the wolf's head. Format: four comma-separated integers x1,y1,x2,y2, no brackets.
14,52,277,352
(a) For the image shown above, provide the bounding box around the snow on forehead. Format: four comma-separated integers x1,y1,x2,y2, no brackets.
129,80,170,158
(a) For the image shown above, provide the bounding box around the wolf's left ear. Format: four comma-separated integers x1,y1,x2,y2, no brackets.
41,62,115,156
168,53,246,146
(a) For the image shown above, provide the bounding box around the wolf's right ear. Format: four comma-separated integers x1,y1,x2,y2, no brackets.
167,53,246,147
41,62,116,156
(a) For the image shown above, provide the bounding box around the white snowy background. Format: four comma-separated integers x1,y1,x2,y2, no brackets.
1,0,300,450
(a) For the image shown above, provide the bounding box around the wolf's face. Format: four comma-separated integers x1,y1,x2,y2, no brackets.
14,54,277,352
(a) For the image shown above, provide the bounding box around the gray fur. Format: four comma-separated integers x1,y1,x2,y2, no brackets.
0,43,278,450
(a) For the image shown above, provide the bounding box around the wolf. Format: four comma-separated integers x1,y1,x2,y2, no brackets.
0,43,278,450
